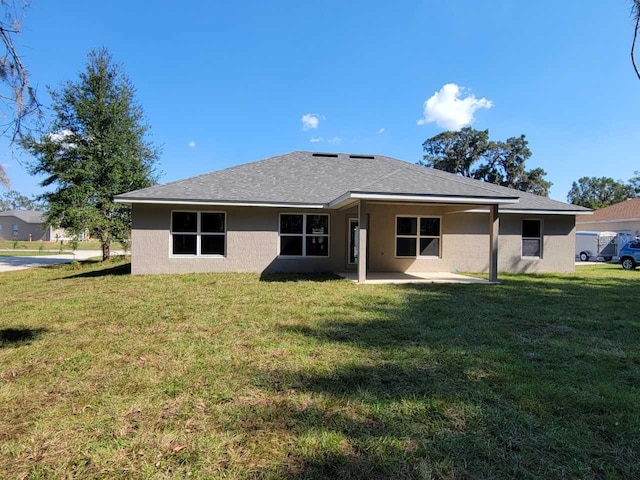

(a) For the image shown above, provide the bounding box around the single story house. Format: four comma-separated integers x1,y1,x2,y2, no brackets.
576,198,640,238
0,210,68,242
115,151,591,282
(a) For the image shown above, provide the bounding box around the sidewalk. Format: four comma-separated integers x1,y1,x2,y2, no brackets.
0,250,127,272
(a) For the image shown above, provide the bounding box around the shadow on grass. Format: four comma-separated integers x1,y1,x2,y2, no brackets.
0,327,47,348
62,262,131,279
259,272,345,283
248,274,640,478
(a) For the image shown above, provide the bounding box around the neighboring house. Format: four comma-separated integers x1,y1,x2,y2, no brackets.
115,151,591,281
576,198,640,239
0,210,71,242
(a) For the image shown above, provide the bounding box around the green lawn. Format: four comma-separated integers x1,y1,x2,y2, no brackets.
1,262,638,479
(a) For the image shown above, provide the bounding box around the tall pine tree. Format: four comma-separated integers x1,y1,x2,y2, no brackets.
21,48,159,260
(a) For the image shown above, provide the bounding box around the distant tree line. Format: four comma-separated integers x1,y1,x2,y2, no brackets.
0,189,45,211
567,174,639,209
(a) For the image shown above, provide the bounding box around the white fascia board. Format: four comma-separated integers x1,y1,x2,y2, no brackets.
329,192,519,209
577,217,640,224
500,209,593,215
114,198,326,209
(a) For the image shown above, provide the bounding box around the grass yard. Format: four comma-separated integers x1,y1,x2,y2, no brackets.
0,262,638,479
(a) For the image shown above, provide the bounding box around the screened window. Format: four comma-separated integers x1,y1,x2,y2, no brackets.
396,216,441,257
522,219,542,258
171,211,226,256
279,213,329,257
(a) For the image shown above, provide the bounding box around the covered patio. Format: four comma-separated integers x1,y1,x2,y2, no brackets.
331,196,512,284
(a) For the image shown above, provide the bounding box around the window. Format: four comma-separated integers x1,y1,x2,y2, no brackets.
279,213,329,257
522,219,542,258
171,211,226,256
396,216,441,257
12,224,18,236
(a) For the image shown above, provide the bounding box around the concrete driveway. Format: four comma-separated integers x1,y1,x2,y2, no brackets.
0,250,126,273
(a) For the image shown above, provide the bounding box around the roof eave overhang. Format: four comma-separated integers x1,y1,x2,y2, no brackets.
577,216,639,223
500,209,593,215
328,191,520,209
114,197,326,209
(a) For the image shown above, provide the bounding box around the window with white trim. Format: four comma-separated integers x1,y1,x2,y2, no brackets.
12,224,18,236
279,213,329,257
171,211,226,256
396,216,441,257
522,219,542,258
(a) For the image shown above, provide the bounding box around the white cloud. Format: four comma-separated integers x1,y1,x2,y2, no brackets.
309,137,323,143
377,128,385,134
417,83,493,130
301,113,322,131
48,129,74,143
48,129,77,149
188,140,196,148
327,136,341,144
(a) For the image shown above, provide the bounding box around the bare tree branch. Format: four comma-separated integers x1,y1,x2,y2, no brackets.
633,0,640,80
0,1,41,142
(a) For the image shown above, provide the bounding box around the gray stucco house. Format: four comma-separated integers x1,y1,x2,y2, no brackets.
115,151,591,281
0,210,62,241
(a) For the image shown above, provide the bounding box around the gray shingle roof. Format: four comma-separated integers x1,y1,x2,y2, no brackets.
0,209,45,223
116,151,590,213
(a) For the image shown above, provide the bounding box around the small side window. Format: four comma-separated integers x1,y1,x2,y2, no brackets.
522,219,542,258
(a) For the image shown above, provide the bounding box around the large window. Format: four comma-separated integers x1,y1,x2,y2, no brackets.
279,213,329,257
522,219,542,258
396,216,441,257
171,211,226,256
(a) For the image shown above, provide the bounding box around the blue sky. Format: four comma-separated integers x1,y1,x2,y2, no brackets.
2,0,639,202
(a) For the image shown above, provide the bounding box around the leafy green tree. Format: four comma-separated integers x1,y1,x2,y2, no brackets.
21,48,159,260
421,127,490,178
567,177,635,209
0,189,44,210
421,128,552,196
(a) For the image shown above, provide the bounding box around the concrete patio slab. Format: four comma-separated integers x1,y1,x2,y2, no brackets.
337,271,494,284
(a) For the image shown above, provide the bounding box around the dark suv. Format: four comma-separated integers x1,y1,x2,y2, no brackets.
619,240,640,270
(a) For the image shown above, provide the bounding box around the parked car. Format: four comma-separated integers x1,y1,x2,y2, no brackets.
619,240,640,270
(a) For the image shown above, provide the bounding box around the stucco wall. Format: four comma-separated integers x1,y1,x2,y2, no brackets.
498,214,576,273
131,204,348,275
131,204,576,275
0,217,50,241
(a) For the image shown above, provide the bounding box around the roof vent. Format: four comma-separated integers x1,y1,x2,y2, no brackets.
312,152,339,158
349,155,375,160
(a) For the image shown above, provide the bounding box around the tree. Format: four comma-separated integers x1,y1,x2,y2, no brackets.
632,0,640,80
567,177,635,209
0,1,42,186
0,188,43,210
629,170,640,195
421,128,552,196
421,127,490,178
21,48,159,260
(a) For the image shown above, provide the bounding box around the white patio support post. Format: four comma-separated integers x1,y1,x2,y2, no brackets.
358,199,368,284
489,204,499,283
